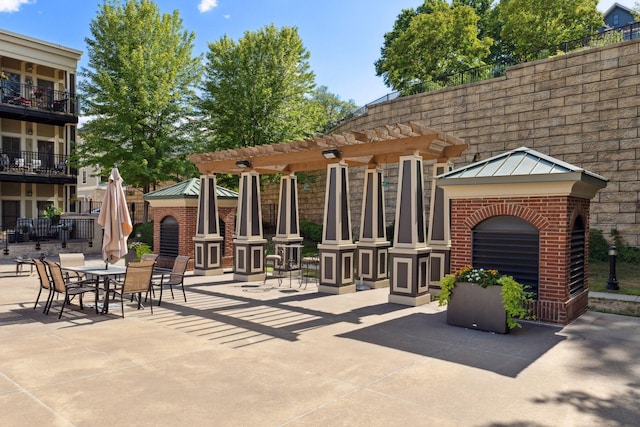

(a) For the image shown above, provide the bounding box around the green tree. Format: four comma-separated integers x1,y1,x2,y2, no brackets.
310,86,357,133
375,0,493,93
200,25,317,151
499,0,603,61
77,0,202,221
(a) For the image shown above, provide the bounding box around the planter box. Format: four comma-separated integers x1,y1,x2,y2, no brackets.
446,282,508,334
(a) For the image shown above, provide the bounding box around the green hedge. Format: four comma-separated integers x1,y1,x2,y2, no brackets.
300,220,323,242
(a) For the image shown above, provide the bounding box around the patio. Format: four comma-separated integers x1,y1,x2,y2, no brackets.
0,258,639,426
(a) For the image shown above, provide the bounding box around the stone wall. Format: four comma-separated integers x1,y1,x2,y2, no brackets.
326,39,640,246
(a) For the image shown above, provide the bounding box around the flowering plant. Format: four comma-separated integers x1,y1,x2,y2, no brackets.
438,265,534,329
454,265,500,287
0,71,8,81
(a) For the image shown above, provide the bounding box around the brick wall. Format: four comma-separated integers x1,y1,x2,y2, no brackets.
153,207,196,270
449,195,591,324
328,39,640,246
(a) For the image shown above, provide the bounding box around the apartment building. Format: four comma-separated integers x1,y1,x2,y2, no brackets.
0,29,81,231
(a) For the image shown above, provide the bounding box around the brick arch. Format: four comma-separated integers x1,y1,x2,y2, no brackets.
463,204,550,231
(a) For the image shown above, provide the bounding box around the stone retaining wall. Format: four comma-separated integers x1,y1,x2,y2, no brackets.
321,39,640,246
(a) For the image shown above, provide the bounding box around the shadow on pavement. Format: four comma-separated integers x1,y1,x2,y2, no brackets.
339,312,565,378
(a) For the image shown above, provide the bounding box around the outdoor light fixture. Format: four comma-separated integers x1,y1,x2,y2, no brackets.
27,128,33,135
606,245,619,290
322,148,341,159
235,160,252,169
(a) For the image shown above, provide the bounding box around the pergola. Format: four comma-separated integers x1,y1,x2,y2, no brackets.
189,121,468,306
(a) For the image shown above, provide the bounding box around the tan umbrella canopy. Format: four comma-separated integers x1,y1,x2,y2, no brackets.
98,167,133,264
189,121,468,175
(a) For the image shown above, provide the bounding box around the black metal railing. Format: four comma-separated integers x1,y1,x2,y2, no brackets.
0,82,77,115
0,150,72,176
75,200,145,225
331,22,640,130
8,217,94,244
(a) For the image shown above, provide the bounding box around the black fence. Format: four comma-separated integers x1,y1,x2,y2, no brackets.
6,217,94,245
0,82,77,115
331,22,640,130
0,150,71,175
75,200,145,225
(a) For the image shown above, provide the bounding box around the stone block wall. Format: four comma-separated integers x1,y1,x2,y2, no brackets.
328,39,640,246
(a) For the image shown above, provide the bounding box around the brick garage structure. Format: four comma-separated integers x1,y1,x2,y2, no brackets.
144,179,237,270
437,147,607,324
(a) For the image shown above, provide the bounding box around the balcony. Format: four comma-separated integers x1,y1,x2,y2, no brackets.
0,150,76,184
0,83,78,125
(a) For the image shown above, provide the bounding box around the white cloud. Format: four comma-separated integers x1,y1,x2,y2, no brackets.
224,14,230,19
197,0,218,13
0,0,33,13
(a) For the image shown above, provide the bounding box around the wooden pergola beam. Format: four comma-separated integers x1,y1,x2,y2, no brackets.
189,121,468,175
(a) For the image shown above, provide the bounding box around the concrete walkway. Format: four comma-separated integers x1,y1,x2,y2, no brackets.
0,257,639,426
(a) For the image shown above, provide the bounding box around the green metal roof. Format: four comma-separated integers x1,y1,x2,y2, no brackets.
143,178,238,200
438,146,608,185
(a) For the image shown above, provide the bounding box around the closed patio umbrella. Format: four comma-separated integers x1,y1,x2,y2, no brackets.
98,167,133,264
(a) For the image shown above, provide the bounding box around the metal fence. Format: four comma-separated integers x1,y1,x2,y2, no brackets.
75,200,145,224
331,22,640,130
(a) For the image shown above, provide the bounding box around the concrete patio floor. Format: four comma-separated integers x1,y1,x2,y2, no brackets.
1,258,639,426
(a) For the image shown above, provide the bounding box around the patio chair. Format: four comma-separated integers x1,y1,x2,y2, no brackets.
44,261,96,319
58,253,86,281
107,261,155,317
150,255,189,306
32,258,54,313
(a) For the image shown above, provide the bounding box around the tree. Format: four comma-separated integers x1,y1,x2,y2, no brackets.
310,86,358,133
200,25,317,151
499,0,603,61
375,0,493,93
77,0,202,222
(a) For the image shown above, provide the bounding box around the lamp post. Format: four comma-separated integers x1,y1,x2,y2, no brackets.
606,245,619,291
3,230,8,256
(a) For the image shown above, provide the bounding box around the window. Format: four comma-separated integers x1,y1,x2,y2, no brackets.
613,13,619,26
2,136,20,160
82,169,87,184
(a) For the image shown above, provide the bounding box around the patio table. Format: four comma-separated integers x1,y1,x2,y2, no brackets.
63,265,127,314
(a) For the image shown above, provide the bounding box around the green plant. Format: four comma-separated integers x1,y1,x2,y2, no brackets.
132,222,154,250
300,220,323,242
43,205,63,219
589,228,609,262
438,265,534,329
128,241,152,261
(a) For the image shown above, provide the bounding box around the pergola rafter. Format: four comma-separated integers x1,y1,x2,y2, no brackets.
189,121,468,175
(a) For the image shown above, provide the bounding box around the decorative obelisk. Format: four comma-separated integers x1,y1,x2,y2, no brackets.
356,167,390,288
193,175,224,276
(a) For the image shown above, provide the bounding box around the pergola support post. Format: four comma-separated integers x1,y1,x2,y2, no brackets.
427,161,454,286
233,171,266,282
193,175,224,276
318,162,356,294
356,167,390,288
272,174,303,273
389,154,431,306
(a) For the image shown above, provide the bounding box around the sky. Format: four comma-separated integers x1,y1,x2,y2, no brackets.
0,0,626,108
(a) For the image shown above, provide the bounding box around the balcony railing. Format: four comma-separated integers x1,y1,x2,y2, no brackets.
0,150,73,176
0,82,77,115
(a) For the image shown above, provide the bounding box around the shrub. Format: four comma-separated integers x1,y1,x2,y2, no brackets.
133,222,154,250
300,220,323,242
589,228,609,262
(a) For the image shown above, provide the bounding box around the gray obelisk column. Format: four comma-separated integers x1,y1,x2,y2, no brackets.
427,161,453,285
272,174,304,272
356,167,390,288
318,162,356,294
389,153,431,306
233,171,266,282
193,175,224,276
